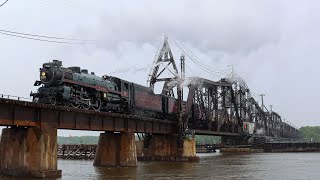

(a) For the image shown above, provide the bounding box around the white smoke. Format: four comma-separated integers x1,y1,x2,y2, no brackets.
107,64,151,75
256,128,265,135
225,71,248,89
166,77,204,90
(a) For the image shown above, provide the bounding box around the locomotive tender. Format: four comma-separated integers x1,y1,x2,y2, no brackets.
31,60,180,120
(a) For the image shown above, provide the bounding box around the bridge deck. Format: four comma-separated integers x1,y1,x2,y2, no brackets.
0,98,241,136
0,98,175,134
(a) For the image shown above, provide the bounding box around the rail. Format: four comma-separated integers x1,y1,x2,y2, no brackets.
0,94,32,102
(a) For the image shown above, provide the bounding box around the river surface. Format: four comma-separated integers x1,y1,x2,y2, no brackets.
1,152,319,180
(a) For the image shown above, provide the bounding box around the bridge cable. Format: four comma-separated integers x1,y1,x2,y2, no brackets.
0,32,93,45
174,40,229,74
0,0,8,7
0,29,97,42
0,31,97,45
173,41,229,77
173,41,226,77
178,42,229,74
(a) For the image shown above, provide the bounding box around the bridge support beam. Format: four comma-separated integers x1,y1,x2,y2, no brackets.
0,127,61,178
221,136,249,146
221,136,239,146
93,132,137,167
136,134,199,162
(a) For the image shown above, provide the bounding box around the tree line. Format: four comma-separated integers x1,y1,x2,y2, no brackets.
57,135,221,145
299,126,320,142
57,127,320,145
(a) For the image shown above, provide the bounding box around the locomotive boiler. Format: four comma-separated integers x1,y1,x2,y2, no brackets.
31,60,180,120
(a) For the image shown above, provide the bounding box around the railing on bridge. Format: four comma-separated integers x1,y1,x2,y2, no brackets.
0,94,32,102
0,98,176,134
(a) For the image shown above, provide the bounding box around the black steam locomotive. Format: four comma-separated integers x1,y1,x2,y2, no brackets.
31,60,180,120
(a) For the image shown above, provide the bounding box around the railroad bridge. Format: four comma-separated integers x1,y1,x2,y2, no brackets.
0,38,300,177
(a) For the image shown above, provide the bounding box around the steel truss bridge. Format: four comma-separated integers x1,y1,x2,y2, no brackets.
0,38,300,142
0,38,302,179
147,38,300,141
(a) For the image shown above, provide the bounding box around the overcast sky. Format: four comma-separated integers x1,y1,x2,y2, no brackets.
0,0,319,136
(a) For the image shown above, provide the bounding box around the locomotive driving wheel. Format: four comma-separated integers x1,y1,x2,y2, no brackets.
91,98,101,111
50,97,57,105
81,102,90,110
71,101,80,108
63,101,71,107
80,93,90,110
70,90,80,108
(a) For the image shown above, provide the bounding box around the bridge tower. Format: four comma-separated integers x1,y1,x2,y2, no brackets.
147,36,181,98
138,37,198,162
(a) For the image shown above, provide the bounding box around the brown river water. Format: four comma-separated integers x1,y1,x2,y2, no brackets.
1,152,319,180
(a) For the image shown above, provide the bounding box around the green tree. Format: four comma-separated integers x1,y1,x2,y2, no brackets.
299,126,320,142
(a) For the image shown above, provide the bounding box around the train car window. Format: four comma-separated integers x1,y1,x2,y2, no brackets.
124,83,128,90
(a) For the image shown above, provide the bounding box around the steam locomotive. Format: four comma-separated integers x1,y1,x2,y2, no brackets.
31,60,180,120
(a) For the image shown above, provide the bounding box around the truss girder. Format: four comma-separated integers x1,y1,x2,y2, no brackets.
183,77,300,138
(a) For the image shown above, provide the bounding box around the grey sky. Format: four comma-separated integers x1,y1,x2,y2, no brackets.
0,0,319,136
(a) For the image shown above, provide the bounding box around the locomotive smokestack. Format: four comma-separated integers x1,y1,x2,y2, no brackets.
52,60,62,66
81,69,88,74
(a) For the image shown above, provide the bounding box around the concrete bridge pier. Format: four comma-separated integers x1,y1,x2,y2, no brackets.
0,127,61,178
93,131,137,167
136,134,199,162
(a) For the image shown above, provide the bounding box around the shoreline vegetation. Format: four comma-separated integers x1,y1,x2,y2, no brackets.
299,126,320,142
57,135,221,145
57,126,320,145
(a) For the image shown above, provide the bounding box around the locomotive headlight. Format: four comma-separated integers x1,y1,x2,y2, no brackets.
41,72,46,79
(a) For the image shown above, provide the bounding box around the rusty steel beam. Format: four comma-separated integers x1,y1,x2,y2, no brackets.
181,76,301,139
0,98,175,134
185,81,242,135
0,95,300,138
187,129,240,136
